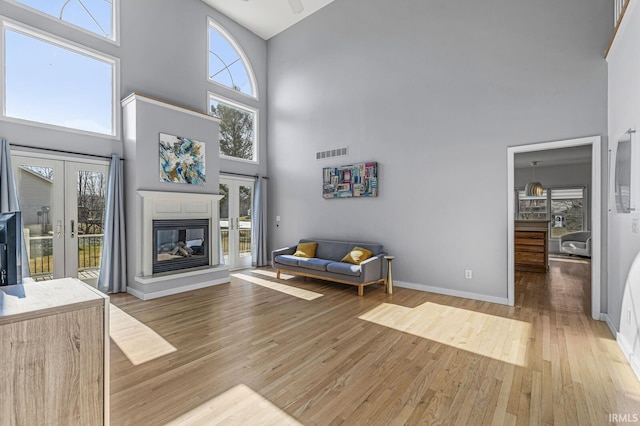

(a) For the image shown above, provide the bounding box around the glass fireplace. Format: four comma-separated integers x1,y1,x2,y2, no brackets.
153,219,209,274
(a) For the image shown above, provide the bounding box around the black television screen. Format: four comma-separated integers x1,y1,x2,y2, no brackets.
0,211,21,286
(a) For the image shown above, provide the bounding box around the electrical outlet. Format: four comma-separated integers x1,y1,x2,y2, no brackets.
633,219,639,234
465,269,473,279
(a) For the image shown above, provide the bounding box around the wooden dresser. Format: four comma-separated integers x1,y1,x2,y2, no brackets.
514,220,550,273
0,278,109,425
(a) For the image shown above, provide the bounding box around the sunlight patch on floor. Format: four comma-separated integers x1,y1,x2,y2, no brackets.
165,384,302,425
232,273,323,300
251,269,295,280
359,302,531,366
109,304,177,366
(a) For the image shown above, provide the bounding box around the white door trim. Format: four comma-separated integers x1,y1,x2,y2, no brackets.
507,135,601,320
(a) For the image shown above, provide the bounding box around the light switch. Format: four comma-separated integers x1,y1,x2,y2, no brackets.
276,216,281,222
633,218,639,234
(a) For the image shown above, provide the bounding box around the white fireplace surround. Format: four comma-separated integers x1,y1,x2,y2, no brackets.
137,191,224,278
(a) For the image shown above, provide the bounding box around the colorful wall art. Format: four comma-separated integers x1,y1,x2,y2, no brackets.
323,162,378,199
159,133,206,185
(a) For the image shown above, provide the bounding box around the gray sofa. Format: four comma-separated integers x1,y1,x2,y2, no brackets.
272,238,386,296
559,231,592,257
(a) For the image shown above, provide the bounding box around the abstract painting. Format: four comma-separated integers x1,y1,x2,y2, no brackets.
159,133,206,185
323,161,378,199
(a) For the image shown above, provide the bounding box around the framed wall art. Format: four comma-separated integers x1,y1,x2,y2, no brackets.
323,161,378,199
159,133,206,185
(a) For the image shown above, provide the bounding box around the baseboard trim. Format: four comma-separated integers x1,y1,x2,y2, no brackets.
394,280,510,305
127,278,230,300
601,313,640,382
617,332,640,381
602,313,617,337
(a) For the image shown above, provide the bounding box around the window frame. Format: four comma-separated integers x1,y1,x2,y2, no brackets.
4,0,120,44
1,17,120,139
515,185,588,239
207,17,258,101
207,91,259,164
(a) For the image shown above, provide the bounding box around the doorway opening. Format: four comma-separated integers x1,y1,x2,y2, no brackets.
507,136,601,319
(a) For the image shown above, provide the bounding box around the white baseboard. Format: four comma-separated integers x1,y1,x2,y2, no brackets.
601,313,640,382
127,278,230,300
394,280,510,305
617,332,640,381
601,313,618,337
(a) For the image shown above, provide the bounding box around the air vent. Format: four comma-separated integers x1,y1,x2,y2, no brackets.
316,146,349,160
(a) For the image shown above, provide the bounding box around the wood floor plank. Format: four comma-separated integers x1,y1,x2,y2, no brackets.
108,263,640,425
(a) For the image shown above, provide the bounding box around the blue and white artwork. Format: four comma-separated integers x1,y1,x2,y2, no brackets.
159,133,206,185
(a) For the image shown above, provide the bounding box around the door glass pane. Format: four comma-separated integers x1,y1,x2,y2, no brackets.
15,165,54,280
239,184,252,258
76,170,106,281
219,183,229,263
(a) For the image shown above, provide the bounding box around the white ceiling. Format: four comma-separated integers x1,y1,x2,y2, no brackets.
202,0,336,40
514,145,593,169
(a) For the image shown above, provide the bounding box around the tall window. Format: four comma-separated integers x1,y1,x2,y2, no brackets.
208,18,256,98
550,188,584,238
209,94,257,162
2,21,117,136
516,187,586,238
12,0,117,40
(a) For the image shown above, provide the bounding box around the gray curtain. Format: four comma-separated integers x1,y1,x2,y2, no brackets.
251,176,268,267
98,154,127,293
0,138,30,280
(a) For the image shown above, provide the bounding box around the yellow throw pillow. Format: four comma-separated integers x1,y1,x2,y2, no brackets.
341,246,374,265
294,242,317,258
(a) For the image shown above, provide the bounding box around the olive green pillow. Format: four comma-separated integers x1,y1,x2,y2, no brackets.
341,246,374,265
294,242,317,258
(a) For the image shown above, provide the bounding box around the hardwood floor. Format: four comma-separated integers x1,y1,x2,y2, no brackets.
109,263,640,425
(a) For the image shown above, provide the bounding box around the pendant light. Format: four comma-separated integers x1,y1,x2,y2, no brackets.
525,161,544,196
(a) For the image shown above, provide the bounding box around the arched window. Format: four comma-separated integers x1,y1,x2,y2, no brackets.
13,0,117,40
208,18,257,98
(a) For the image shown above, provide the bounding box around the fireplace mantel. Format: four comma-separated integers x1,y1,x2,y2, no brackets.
137,191,224,278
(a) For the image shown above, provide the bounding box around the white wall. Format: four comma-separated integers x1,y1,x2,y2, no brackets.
606,0,640,376
267,0,611,303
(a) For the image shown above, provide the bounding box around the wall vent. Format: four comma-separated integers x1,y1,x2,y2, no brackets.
316,146,349,160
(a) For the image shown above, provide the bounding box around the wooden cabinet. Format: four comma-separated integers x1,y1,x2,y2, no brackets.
514,221,550,273
0,278,109,425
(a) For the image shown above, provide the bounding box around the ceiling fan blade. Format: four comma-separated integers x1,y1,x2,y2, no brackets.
288,0,304,14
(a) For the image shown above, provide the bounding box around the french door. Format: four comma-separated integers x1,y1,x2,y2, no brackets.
219,177,254,269
12,154,109,285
